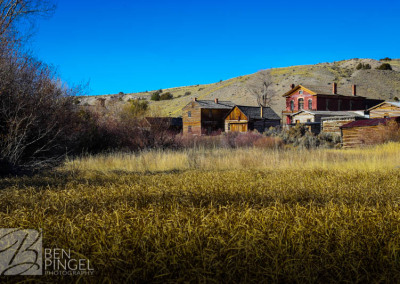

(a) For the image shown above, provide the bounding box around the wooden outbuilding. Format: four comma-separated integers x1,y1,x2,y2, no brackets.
321,115,367,135
340,117,400,148
289,110,365,134
224,106,280,133
367,102,400,118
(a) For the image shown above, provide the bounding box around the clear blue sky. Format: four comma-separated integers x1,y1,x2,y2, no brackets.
32,0,400,96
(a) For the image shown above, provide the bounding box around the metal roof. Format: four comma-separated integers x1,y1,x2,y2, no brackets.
236,105,281,120
340,117,398,128
291,110,364,117
196,100,235,109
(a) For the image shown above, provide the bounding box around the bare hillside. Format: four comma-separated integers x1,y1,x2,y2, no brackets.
78,58,400,117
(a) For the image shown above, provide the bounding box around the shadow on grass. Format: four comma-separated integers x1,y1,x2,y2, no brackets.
0,169,187,191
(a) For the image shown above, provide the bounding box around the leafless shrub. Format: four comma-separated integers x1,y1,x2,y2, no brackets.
0,49,82,174
362,119,400,146
253,136,284,149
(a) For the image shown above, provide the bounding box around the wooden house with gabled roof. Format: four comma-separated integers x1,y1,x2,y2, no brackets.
367,101,400,119
182,98,235,135
224,105,280,133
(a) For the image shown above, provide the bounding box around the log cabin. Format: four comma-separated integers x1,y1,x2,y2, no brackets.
282,83,383,125
367,102,400,118
340,117,400,148
321,115,367,135
182,98,234,135
224,106,280,133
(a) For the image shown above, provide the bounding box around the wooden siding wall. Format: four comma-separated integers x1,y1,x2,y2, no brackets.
230,123,248,132
369,104,400,118
342,125,381,148
225,107,247,121
182,102,202,135
322,119,356,135
225,106,249,132
182,102,232,135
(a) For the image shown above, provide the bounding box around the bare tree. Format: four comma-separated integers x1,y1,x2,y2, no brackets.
0,1,85,175
0,0,55,47
248,80,276,107
0,49,82,174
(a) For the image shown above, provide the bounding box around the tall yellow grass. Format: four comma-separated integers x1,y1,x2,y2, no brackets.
1,143,400,282
64,142,400,174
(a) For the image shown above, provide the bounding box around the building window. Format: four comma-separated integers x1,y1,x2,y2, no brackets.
308,99,312,110
349,101,353,110
290,100,294,111
188,126,192,133
299,90,303,94
227,123,230,131
208,110,212,118
326,99,330,111
307,119,311,122
188,111,191,117
298,98,304,110
338,100,342,111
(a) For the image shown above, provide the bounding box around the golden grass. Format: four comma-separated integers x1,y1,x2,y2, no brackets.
65,142,400,174
1,143,400,282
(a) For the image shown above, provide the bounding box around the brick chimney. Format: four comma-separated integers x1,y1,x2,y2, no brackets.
193,97,197,102
214,98,219,104
332,82,337,95
352,84,357,96
291,84,295,89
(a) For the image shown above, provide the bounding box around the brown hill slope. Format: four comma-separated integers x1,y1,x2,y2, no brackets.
78,58,400,117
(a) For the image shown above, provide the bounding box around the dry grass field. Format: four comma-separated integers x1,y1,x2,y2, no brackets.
1,143,400,283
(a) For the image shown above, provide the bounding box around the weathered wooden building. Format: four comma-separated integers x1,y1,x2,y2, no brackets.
224,106,280,133
321,115,367,135
289,110,365,134
182,98,234,135
340,117,400,148
367,102,400,118
282,83,383,125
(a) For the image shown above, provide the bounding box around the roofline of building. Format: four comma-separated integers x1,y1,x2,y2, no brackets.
282,84,366,98
367,101,400,111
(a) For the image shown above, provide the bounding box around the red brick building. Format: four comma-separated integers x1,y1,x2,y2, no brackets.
282,83,383,125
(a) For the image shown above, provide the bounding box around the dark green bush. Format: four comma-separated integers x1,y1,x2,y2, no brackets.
151,92,160,101
160,92,173,100
356,63,371,70
376,63,392,70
